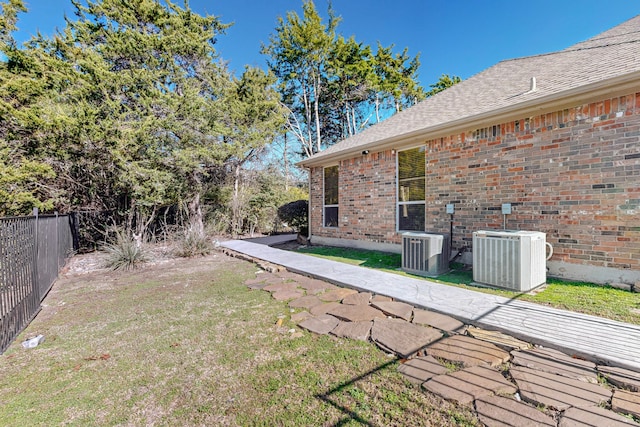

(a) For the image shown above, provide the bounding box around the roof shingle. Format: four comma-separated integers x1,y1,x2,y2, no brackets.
301,15,640,166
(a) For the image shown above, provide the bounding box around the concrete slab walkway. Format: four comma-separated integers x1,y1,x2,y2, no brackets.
221,238,640,372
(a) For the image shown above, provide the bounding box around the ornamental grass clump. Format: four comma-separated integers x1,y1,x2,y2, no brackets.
175,228,211,258
102,228,148,271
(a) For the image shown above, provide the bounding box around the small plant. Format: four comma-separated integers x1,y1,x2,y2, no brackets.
102,228,148,271
175,228,211,257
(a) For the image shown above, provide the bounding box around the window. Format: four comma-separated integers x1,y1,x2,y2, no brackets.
397,147,425,231
324,165,339,227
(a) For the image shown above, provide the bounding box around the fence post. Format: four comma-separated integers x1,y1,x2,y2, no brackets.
55,211,59,274
32,208,39,297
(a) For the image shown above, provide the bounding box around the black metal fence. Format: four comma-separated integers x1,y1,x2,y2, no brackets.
0,211,75,354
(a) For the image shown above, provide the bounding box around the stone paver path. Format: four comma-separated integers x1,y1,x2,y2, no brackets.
396,355,448,385
600,366,640,392
422,365,517,406
309,301,341,316
613,390,640,419
475,394,556,427
327,304,386,322
412,308,465,333
511,347,598,382
560,406,639,426
371,317,442,358
288,295,323,310
466,326,530,350
233,249,640,426
331,320,372,341
341,292,372,305
370,301,414,321
317,288,358,302
425,335,511,368
511,366,611,410
298,313,340,335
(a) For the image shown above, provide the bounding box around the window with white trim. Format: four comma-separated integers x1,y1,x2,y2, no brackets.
397,146,425,231
323,165,339,227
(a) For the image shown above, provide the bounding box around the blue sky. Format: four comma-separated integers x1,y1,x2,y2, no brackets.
10,0,640,88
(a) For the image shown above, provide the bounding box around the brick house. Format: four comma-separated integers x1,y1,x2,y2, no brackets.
298,16,640,285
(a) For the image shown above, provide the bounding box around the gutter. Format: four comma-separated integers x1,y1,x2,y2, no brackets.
298,70,640,168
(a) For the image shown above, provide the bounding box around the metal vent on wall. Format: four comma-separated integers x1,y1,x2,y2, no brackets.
472,230,547,291
401,232,450,277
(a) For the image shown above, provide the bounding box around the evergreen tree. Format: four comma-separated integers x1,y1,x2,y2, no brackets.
263,0,425,158
426,73,461,97
0,0,61,215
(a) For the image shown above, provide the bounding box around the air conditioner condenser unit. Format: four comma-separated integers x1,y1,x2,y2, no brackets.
401,232,450,277
473,230,547,291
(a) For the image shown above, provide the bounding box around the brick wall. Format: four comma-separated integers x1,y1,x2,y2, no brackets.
309,91,640,273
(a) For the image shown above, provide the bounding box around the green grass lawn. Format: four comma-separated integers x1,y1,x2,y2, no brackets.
297,246,640,325
0,253,480,426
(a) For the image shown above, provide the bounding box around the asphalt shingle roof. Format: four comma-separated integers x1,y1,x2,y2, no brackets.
301,15,640,166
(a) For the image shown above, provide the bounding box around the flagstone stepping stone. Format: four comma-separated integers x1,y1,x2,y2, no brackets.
599,365,640,391
331,321,373,341
425,335,510,368
310,302,342,316
511,347,597,383
261,274,291,285
274,271,304,281
511,366,611,410
245,275,270,286
371,318,442,359
247,282,269,290
397,355,449,385
263,282,300,292
327,304,386,322
295,276,338,294
412,309,465,333
371,294,393,302
291,311,313,323
341,292,372,305
422,366,517,406
371,301,414,321
271,289,304,301
560,405,640,427
288,295,323,310
612,389,640,419
318,288,358,302
298,314,340,335
476,395,556,427
467,326,530,350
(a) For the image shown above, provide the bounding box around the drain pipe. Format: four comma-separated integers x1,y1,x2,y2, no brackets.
446,204,455,260
307,167,312,244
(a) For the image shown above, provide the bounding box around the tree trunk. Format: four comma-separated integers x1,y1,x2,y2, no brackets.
187,191,204,238
302,85,314,156
313,76,322,153
345,103,352,137
231,163,242,236
283,132,289,191
188,171,204,238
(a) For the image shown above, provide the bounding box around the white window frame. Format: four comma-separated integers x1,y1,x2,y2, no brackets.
323,165,339,228
396,146,426,232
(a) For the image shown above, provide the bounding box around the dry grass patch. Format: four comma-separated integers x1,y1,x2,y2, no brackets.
0,250,479,426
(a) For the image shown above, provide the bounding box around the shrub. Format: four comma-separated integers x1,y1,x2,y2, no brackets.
102,228,148,271
277,200,308,234
175,228,211,257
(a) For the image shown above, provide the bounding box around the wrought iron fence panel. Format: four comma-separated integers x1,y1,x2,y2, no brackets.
0,217,39,354
0,213,75,353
